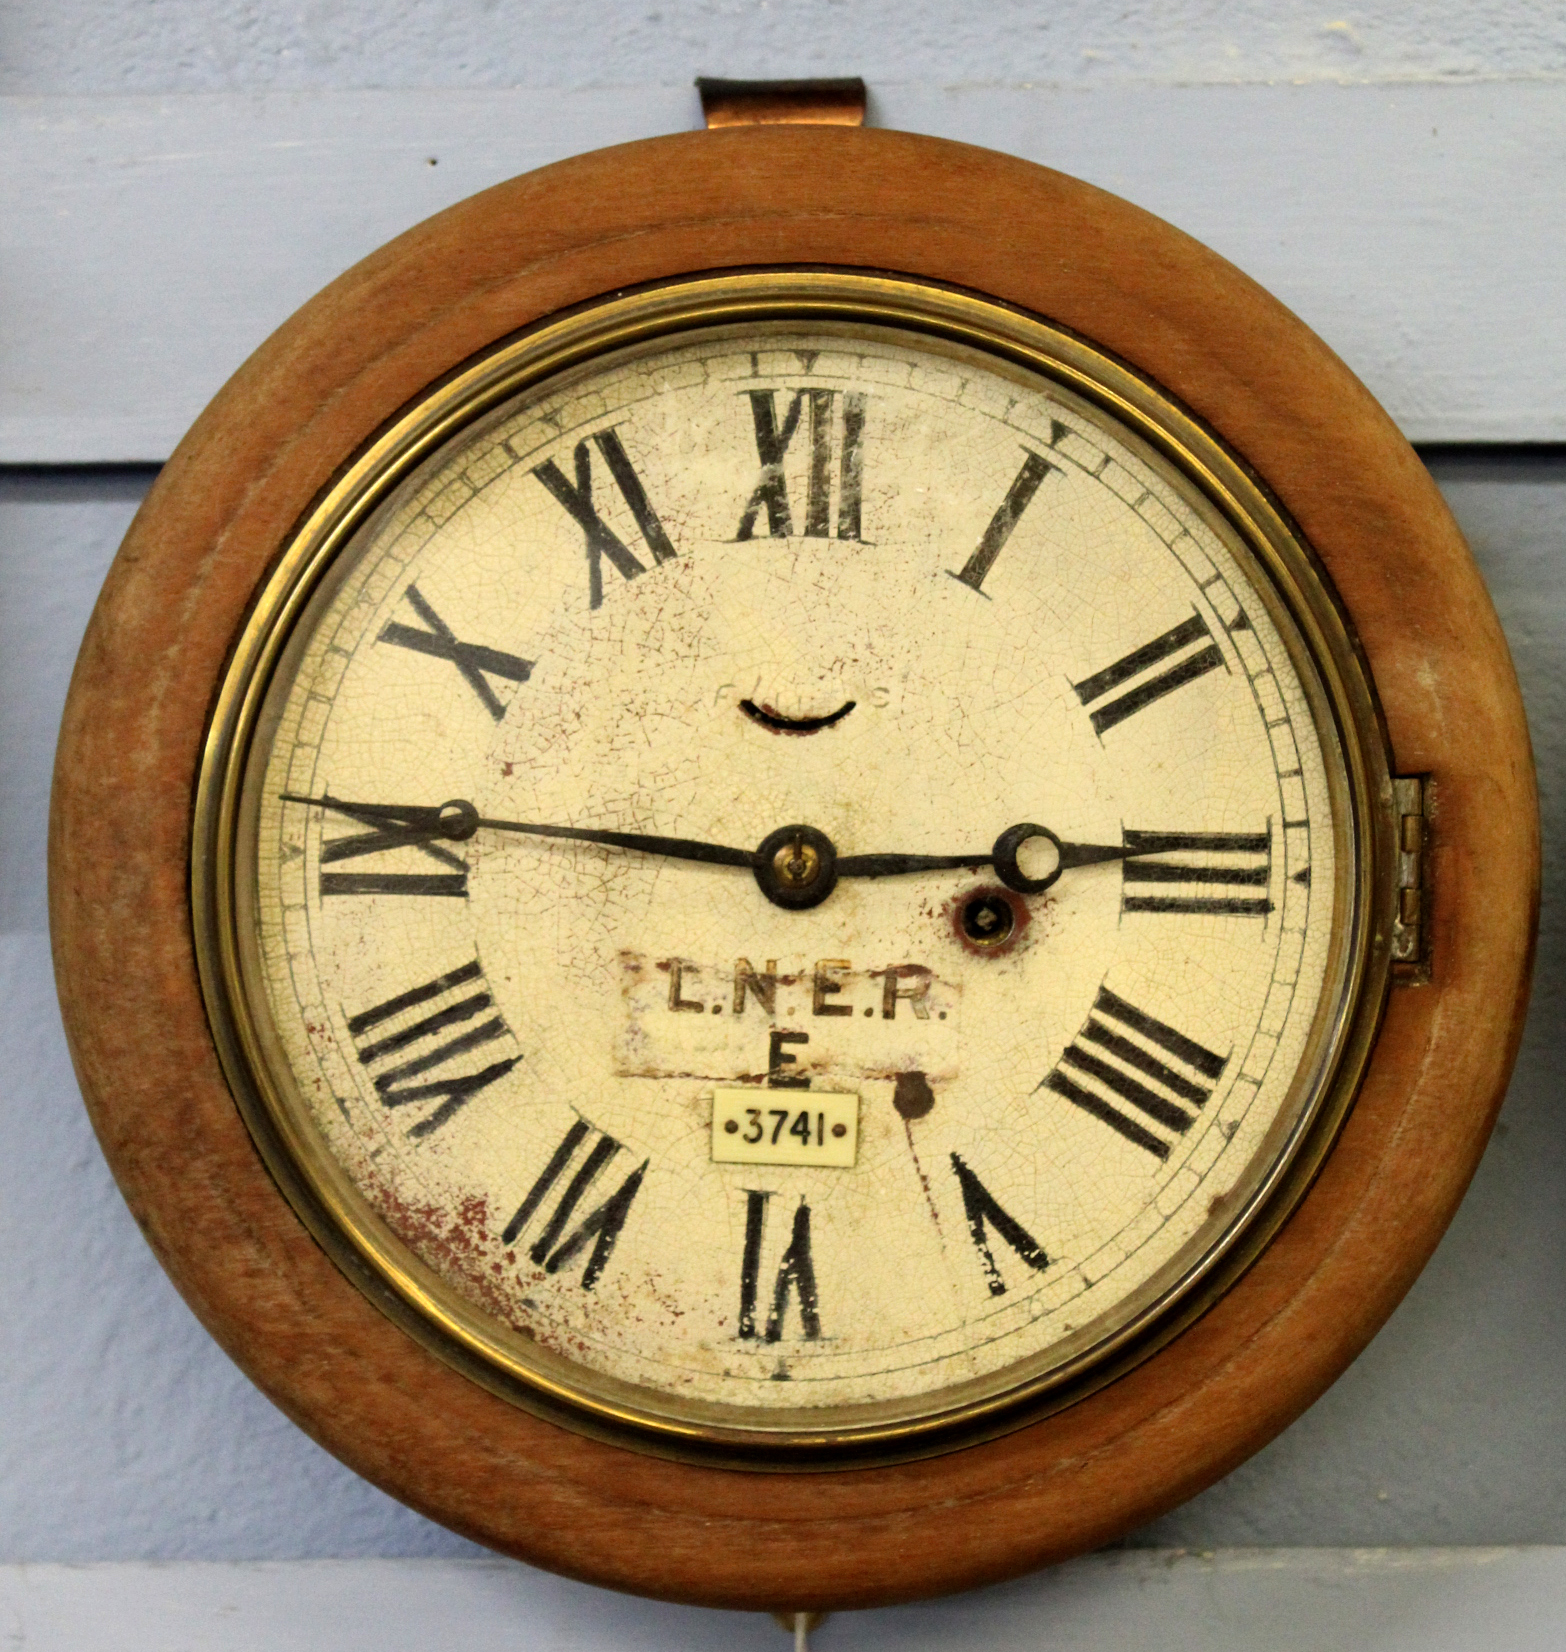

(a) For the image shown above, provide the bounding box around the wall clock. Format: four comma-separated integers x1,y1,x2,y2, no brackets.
50,79,1537,1610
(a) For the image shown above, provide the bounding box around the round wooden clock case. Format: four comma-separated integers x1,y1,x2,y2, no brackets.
50,123,1537,1608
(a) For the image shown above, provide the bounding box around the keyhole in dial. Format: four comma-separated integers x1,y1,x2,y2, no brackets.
961,893,1015,947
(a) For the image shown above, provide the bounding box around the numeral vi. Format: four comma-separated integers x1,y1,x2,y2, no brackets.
738,1190,822,1341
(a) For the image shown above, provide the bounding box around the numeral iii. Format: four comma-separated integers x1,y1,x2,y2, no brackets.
1121,829,1274,918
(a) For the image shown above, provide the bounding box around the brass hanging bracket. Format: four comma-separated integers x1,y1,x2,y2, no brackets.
698,76,866,128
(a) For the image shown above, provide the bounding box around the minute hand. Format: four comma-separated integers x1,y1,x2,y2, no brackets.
281,794,757,868
473,815,756,869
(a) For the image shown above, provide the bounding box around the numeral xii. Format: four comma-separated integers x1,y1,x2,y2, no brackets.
736,388,865,542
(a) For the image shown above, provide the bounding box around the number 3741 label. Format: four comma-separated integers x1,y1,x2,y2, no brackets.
710,1088,860,1168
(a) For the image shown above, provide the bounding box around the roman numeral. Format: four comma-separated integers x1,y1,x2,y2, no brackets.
533,427,676,609
1043,986,1228,1161
948,1154,1049,1297
378,584,533,721
948,448,1056,594
317,798,467,898
347,960,520,1139
737,1190,821,1341
1073,612,1224,735
500,1118,647,1290
1121,829,1274,918
735,389,866,542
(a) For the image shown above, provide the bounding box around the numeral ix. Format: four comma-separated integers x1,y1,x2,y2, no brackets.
318,797,468,899
347,960,520,1139
1043,986,1228,1161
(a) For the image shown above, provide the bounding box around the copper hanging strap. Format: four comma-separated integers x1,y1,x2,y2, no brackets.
697,77,866,128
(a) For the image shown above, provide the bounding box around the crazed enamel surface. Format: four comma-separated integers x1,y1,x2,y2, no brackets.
243,322,1346,1429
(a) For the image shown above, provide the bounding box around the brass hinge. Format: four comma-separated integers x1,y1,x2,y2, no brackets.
1390,775,1431,985
697,76,866,128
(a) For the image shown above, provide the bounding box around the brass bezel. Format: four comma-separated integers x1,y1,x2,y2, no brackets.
192,269,1396,1468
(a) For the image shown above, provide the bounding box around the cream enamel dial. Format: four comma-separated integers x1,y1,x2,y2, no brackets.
212,283,1380,1455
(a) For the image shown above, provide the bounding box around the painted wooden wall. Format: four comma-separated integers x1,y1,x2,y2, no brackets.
4,3,1564,1645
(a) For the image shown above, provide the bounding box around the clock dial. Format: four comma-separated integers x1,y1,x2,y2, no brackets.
232,307,1363,1447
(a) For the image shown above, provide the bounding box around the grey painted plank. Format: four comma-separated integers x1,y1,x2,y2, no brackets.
4,1551,1566,1651
2,81,1563,462
10,0,1561,97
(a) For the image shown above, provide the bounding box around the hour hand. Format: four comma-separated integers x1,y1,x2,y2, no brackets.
836,824,1157,896
990,823,1152,893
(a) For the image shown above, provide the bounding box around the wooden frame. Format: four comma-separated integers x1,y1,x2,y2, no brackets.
50,126,1537,1609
